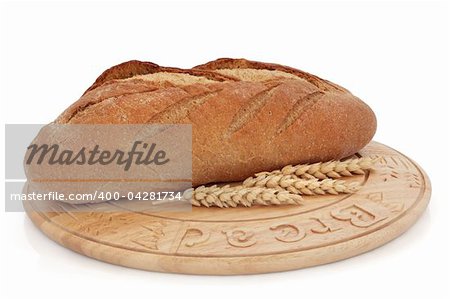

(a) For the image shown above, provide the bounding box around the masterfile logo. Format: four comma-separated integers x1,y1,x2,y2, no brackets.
26,140,170,171
4,124,193,212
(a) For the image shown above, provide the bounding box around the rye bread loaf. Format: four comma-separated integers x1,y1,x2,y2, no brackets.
55,58,376,186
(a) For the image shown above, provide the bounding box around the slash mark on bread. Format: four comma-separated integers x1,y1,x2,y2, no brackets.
147,88,223,123
225,82,282,138
276,91,324,135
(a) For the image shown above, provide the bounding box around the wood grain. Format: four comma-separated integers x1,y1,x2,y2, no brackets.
23,142,431,275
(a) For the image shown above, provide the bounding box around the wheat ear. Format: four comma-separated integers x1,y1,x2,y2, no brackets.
184,185,303,208
256,157,378,180
243,174,361,195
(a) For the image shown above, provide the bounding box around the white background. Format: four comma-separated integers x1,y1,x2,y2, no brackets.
1,1,449,298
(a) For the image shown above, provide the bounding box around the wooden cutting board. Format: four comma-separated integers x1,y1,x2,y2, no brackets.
23,142,431,275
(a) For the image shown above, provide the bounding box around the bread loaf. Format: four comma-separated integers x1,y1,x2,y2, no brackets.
56,58,376,186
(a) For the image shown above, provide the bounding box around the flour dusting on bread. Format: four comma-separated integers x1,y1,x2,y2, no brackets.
125,69,306,85
215,68,306,82
126,72,217,85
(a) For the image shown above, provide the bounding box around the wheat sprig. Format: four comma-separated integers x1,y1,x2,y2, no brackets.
255,157,378,180
243,174,361,195
184,185,303,208
184,157,376,208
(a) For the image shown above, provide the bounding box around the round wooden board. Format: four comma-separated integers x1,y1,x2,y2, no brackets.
24,142,431,275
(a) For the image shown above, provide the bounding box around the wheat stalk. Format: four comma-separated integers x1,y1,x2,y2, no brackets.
184,185,303,208
185,157,377,208
255,157,378,180
243,174,361,195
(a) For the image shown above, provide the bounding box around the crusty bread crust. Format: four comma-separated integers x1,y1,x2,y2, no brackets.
56,58,376,186
194,58,349,92
84,60,237,94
